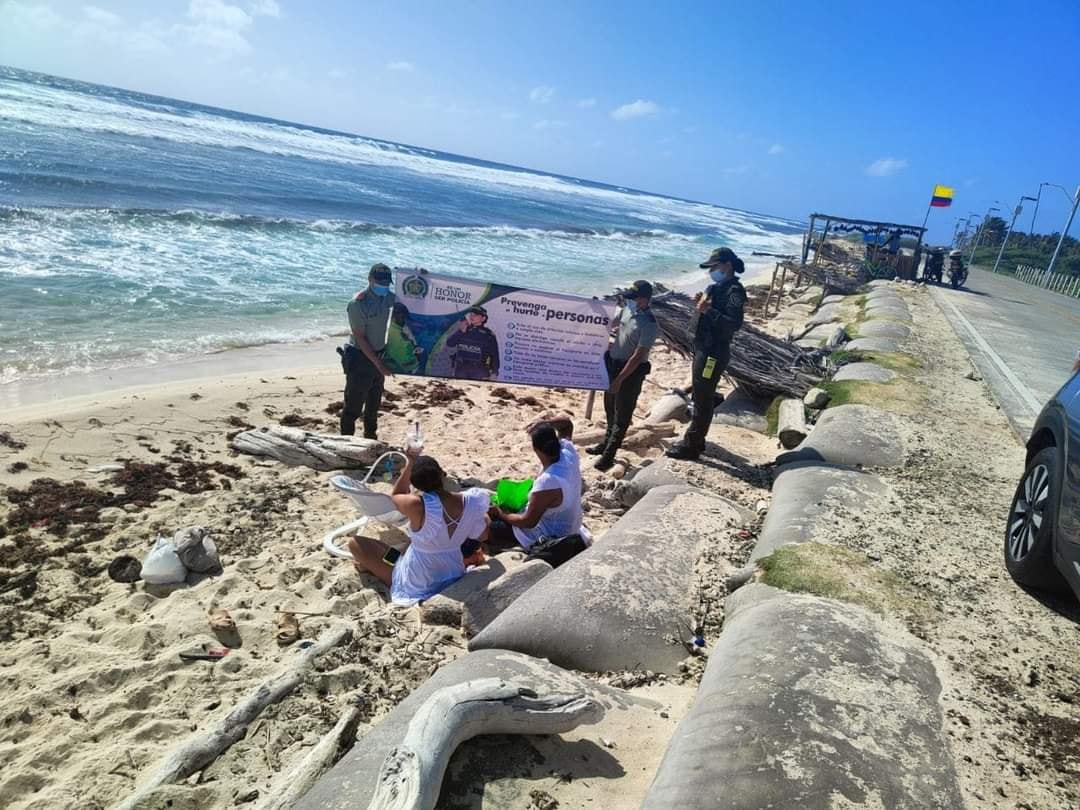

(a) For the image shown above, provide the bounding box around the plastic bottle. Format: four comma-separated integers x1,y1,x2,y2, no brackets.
406,421,425,453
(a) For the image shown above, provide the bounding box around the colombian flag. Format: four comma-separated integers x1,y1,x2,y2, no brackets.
930,184,954,208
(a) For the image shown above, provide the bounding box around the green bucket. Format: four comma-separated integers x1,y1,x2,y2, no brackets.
491,478,534,512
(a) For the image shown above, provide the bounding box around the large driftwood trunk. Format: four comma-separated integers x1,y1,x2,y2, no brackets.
367,678,603,810
115,624,352,810
231,425,389,470
256,703,363,810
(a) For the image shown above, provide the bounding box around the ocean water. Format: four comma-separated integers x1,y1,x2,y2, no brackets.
0,66,803,385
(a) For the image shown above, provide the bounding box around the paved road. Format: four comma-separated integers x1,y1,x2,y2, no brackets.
928,266,1080,440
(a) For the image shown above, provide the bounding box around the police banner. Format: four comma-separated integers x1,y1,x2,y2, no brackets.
385,269,617,391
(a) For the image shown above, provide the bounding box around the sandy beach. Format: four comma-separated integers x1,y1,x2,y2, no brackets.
0,295,778,809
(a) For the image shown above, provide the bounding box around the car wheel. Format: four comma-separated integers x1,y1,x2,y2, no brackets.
1004,446,1069,592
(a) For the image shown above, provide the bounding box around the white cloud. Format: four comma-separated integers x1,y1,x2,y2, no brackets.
768,143,785,155
683,125,698,135
529,85,556,104
610,99,660,121
386,60,415,72
188,0,251,28
577,97,596,109
249,0,281,16
865,157,909,177
1,2,64,31
181,0,261,56
533,119,567,130
500,111,520,120
83,6,122,26
327,67,348,80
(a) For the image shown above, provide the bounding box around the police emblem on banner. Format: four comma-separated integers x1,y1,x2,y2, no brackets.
401,275,429,299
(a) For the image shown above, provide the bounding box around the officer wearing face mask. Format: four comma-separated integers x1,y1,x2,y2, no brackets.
667,248,746,461
589,280,658,471
339,263,395,438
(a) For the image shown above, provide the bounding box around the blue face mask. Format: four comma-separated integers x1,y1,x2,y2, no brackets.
625,299,638,313
710,269,727,283
369,283,390,296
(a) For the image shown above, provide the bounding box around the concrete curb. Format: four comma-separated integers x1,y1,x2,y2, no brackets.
642,583,963,809
750,461,892,562
776,404,906,468
470,484,746,673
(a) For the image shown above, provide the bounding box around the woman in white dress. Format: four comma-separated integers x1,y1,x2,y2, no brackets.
348,449,490,606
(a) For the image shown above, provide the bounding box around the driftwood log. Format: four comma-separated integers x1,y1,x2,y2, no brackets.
778,398,809,449
230,425,389,471
116,623,352,810
367,678,603,810
574,422,677,450
256,703,364,810
645,291,828,399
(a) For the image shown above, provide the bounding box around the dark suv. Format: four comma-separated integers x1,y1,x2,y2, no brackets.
1005,371,1080,598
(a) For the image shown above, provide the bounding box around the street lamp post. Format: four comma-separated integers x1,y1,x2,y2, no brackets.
1041,185,1080,287
1030,182,1073,237
968,204,1001,266
992,195,1038,274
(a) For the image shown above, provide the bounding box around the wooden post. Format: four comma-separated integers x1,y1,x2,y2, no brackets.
763,262,778,316
775,263,789,314
801,215,815,266
585,390,596,421
813,219,831,267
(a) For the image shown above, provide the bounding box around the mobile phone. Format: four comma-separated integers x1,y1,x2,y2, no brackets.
382,547,402,566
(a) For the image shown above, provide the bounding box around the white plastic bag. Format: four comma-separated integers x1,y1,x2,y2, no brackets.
141,535,188,585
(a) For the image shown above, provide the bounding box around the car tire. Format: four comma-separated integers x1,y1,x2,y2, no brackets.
1004,446,1069,593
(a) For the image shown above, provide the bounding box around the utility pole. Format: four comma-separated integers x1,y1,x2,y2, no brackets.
1042,185,1080,286
968,204,1001,267
992,195,1037,274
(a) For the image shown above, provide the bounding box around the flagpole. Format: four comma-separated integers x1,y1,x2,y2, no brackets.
921,199,933,232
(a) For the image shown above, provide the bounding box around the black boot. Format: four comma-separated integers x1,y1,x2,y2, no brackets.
665,442,700,461
585,443,606,455
593,452,617,472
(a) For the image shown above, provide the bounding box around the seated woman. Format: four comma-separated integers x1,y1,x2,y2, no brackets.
348,449,490,606
489,420,583,549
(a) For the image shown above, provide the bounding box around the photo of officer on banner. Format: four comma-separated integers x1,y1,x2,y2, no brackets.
446,305,500,380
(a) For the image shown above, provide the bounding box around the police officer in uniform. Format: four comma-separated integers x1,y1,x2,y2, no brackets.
590,280,659,471
339,263,395,438
447,305,500,380
667,248,746,460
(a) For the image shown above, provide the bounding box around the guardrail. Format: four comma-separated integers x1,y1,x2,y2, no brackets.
1013,264,1080,297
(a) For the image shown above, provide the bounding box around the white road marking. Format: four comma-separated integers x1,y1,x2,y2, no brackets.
936,293,1043,416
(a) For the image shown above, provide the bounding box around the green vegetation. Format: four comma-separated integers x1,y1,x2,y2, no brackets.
765,395,782,436
857,350,921,372
757,543,933,627
965,219,1080,276
821,378,922,414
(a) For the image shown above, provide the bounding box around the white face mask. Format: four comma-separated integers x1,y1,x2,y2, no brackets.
625,299,638,313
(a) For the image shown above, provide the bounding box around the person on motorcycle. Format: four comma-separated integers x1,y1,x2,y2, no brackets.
948,250,968,289
924,248,945,284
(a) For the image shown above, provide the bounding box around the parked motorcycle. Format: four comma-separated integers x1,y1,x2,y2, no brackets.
924,248,945,285
948,250,968,289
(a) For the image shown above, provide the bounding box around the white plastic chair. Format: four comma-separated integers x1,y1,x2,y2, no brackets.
322,451,410,559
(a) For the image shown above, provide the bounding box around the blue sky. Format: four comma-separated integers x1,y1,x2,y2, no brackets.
2,0,1079,242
